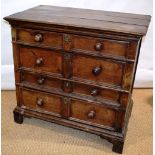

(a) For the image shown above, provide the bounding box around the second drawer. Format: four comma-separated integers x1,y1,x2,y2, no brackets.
72,54,130,87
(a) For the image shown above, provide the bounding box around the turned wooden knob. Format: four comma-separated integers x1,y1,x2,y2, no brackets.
36,58,43,66
37,77,45,84
87,110,96,119
91,89,100,96
36,98,44,106
95,43,102,51
92,66,102,76
35,34,43,42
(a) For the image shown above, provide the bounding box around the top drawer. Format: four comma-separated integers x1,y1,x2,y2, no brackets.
17,28,63,48
16,29,138,60
72,35,137,60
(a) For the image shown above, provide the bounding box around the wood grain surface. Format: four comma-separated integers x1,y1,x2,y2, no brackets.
4,5,151,35
3,5,151,154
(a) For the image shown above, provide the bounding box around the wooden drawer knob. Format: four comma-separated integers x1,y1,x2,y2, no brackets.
36,58,43,66
87,110,96,119
91,89,100,96
92,66,102,76
37,77,45,84
35,34,43,42
95,43,102,51
36,98,44,106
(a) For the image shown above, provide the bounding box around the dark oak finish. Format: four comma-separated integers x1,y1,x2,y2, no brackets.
19,46,62,74
4,5,150,154
70,99,119,128
21,72,62,89
72,35,130,58
17,28,63,48
73,83,129,108
72,54,125,86
13,111,24,124
21,89,62,116
4,5,150,35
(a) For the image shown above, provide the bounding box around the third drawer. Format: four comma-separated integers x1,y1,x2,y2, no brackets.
21,72,129,108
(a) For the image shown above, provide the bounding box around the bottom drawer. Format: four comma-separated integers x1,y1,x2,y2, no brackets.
70,100,119,129
20,88,124,130
21,88,62,116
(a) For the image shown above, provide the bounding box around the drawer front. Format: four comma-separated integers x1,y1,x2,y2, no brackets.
73,83,129,108
73,55,124,86
21,72,62,89
21,89,62,115
19,46,62,74
70,100,118,128
73,83,120,102
72,35,129,58
17,28,63,48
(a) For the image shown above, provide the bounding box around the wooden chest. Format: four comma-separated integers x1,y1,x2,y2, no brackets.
4,5,150,153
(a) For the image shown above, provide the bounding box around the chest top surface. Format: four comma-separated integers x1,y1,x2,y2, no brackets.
4,5,151,36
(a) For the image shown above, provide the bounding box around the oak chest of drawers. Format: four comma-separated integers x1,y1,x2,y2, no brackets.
4,5,150,153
